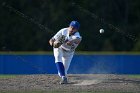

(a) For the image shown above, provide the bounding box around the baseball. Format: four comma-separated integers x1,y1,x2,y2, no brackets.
99,29,104,33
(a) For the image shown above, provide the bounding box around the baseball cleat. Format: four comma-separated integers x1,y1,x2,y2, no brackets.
60,76,68,84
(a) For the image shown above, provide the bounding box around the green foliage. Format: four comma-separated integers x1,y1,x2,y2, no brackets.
0,0,140,51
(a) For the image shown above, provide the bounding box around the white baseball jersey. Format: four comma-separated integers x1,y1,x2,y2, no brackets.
53,28,82,52
52,28,82,76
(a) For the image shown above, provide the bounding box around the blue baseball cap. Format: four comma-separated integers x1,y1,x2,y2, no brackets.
69,21,80,29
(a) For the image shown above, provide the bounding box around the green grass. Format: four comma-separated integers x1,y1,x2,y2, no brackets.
0,75,17,79
0,74,140,79
0,51,140,55
127,74,140,78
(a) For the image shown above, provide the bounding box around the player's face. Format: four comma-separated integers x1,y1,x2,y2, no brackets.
68,26,78,35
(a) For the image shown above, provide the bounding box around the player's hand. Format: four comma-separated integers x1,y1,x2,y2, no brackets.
49,39,55,46
66,41,73,46
53,41,62,48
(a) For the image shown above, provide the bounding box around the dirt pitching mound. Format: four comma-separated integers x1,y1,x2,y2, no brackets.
72,74,107,85
0,74,140,92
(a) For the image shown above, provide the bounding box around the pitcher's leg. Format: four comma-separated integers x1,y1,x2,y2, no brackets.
62,54,73,76
53,48,68,84
54,48,65,77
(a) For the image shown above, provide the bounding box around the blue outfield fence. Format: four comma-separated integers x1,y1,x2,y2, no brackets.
0,52,140,74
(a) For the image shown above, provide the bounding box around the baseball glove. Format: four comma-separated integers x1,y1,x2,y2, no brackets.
53,35,66,48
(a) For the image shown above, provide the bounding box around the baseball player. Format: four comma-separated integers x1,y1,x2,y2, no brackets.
49,21,82,84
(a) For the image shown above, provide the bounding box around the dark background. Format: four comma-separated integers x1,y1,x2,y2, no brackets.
0,0,140,51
